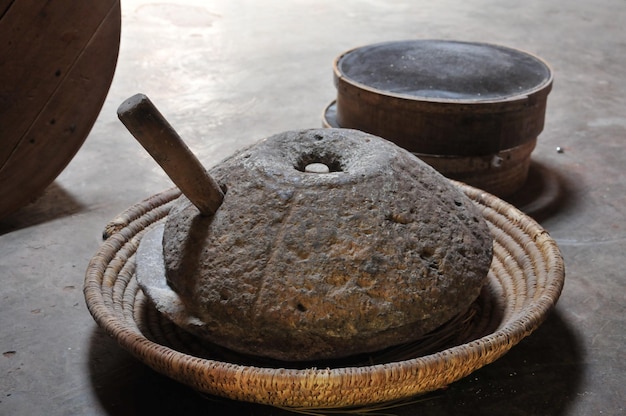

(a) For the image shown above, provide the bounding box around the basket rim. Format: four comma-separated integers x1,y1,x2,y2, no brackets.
84,182,565,407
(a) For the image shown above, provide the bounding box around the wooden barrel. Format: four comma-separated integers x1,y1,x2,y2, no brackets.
324,40,553,197
0,0,121,219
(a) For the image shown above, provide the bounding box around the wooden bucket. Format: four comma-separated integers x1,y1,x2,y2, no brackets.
0,0,121,219
324,40,553,197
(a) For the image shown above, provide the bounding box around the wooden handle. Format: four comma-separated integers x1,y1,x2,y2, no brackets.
117,93,224,216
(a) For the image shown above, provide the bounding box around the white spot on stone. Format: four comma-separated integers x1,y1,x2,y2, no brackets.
305,163,330,174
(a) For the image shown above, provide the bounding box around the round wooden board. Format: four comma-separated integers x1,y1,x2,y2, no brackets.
0,0,121,219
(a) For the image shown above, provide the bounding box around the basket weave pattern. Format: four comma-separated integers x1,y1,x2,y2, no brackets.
84,183,564,408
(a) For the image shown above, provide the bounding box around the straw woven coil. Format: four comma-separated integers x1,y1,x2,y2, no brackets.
84,182,564,409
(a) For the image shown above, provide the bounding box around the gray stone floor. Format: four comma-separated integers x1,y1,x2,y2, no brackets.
1,0,624,414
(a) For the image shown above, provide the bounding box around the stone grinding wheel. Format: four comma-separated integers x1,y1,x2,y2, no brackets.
118,95,494,362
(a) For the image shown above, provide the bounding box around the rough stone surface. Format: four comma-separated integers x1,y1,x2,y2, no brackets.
160,128,493,361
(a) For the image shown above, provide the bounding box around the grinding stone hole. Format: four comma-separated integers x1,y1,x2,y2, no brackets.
295,151,344,174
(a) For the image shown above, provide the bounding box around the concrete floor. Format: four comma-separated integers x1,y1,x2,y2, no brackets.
1,0,625,414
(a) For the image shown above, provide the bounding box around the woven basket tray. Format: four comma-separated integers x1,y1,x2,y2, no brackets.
84,182,564,409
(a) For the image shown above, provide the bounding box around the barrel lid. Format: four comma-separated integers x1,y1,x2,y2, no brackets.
336,40,552,102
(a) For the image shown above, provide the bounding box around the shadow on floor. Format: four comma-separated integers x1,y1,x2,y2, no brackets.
411,309,584,416
87,309,583,415
0,182,85,236
506,160,574,224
